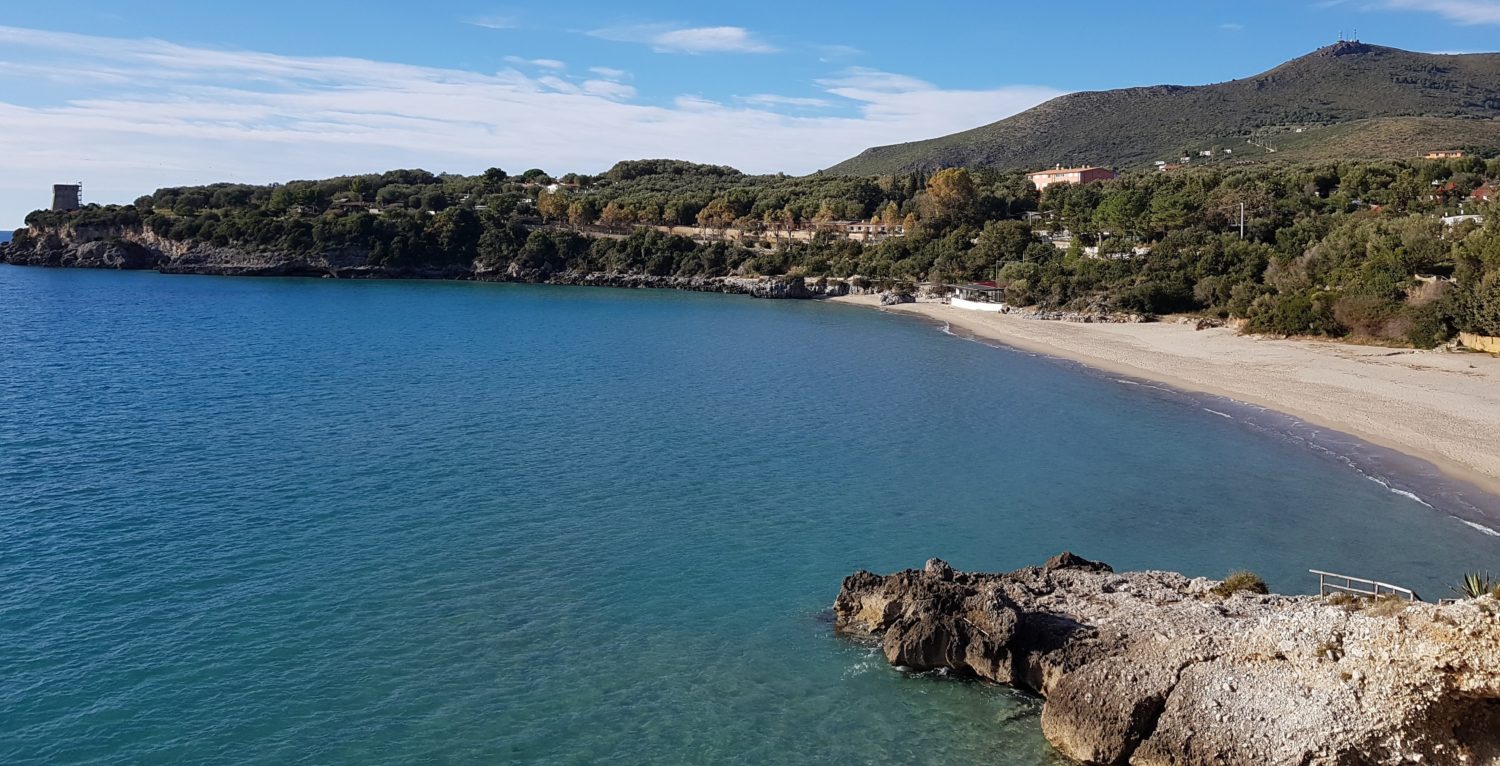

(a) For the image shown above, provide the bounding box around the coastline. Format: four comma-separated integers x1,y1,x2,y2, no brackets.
830,294,1500,513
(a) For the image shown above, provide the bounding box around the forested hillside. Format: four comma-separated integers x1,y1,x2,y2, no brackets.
828,42,1500,175
10,154,1500,345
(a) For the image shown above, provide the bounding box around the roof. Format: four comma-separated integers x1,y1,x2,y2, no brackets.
1028,166,1112,177
954,282,1003,292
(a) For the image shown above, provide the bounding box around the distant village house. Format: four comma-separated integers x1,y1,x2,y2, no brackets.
1425,150,1467,160
1027,166,1117,192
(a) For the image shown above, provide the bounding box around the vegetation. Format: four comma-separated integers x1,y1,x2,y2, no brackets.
1211,571,1269,598
827,43,1500,176
1454,572,1499,600
13,153,1500,347
1363,594,1413,617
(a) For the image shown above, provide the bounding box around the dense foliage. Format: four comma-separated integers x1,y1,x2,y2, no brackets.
15,154,1500,346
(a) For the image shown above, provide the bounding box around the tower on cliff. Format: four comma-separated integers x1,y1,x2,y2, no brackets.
51,183,82,212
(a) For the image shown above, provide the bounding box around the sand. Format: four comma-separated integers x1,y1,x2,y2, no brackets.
830,295,1500,495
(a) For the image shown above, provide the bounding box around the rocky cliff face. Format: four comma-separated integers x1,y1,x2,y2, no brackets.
0,225,851,299
836,555,1500,765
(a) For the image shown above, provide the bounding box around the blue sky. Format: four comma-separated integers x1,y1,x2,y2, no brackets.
2,0,1499,226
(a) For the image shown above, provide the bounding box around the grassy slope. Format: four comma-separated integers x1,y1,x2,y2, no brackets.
825,43,1500,175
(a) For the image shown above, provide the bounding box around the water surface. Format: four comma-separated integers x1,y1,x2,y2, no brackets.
2,267,1495,764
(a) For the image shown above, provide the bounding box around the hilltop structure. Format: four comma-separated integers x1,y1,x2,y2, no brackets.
51,184,81,212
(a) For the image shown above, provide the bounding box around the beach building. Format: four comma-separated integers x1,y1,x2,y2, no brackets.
950,282,1008,312
1027,166,1117,192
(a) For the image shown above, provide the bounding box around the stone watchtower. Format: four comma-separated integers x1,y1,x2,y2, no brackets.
51,184,82,212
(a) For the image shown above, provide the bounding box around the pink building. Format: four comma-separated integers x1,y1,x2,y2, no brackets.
1027,166,1118,192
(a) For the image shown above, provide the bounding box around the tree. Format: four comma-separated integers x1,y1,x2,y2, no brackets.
923,168,978,224
567,198,599,227
537,192,569,222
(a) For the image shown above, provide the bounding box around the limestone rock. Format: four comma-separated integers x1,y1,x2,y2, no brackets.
834,556,1500,765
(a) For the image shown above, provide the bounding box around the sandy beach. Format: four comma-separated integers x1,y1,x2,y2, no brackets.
831,295,1500,496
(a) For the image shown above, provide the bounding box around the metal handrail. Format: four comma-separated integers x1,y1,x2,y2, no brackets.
1310,569,1421,602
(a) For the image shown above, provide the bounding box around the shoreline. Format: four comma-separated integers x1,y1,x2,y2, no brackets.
829,294,1500,519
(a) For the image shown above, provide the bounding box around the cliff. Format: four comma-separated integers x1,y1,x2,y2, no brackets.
0,225,852,299
835,555,1500,765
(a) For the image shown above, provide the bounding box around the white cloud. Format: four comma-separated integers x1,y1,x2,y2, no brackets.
588,24,778,54
504,56,566,70
464,15,518,30
1220,22,1246,30
0,25,1063,225
736,94,833,109
582,79,636,100
589,66,629,80
1346,0,1500,25
815,44,862,62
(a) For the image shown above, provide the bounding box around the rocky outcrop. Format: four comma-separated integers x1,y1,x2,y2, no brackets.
0,226,851,300
835,555,1500,765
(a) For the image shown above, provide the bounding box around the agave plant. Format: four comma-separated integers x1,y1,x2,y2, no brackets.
1454,572,1498,599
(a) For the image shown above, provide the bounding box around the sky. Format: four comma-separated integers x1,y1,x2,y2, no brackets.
2,0,1499,227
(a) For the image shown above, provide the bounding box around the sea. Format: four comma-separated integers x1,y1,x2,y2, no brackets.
1,230,13,244
3,266,1497,765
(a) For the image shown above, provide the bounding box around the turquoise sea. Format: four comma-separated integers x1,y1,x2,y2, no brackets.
3,266,1497,765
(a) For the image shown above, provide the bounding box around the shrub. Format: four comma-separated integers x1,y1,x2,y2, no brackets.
1363,595,1410,617
1211,570,1269,598
1454,572,1498,600
1325,592,1360,607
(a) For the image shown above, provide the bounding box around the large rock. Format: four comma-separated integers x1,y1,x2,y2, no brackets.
835,555,1500,765
72,240,163,270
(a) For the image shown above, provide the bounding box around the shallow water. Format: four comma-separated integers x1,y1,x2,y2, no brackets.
2,267,1495,764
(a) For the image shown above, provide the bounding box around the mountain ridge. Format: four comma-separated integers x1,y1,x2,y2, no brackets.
825,42,1500,175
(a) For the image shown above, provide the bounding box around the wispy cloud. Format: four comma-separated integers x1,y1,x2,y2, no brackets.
1219,22,1246,30
0,25,1062,224
504,56,566,70
736,94,833,109
464,15,518,30
814,44,863,63
589,66,629,81
1337,0,1500,25
815,67,1064,134
587,24,778,54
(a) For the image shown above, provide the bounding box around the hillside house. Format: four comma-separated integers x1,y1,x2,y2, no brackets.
1474,184,1492,202
1026,166,1117,192
838,221,905,243
1442,214,1484,227
1425,150,1467,160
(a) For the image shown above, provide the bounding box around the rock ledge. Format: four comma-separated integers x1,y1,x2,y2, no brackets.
835,555,1500,765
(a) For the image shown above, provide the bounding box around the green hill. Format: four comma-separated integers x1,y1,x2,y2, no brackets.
825,42,1500,175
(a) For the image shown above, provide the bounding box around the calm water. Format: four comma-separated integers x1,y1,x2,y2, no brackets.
3,266,1497,765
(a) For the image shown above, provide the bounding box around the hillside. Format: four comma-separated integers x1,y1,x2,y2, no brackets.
826,42,1500,175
